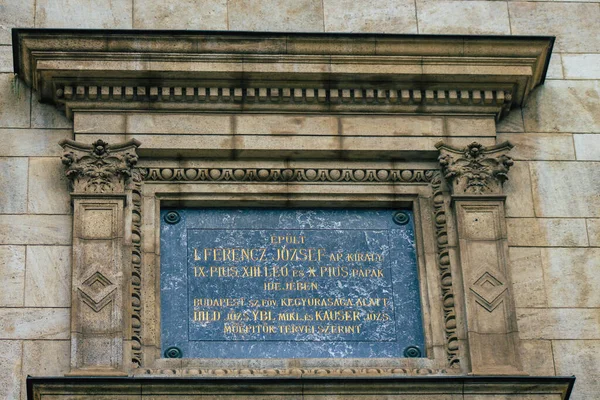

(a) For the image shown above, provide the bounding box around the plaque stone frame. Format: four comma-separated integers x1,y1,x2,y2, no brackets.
15,29,575,400
136,167,453,375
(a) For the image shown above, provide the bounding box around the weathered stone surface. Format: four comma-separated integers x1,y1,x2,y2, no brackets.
228,0,324,32
0,215,72,245
0,158,28,214
0,0,34,44
0,129,71,156
22,340,70,396
508,248,547,308
574,134,600,161
509,2,600,53
74,113,127,134
0,74,31,128
530,161,600,217
562,54,600,79
417,0,510,35
517,308,600,339
520,340,555,376
0,308,69,339
503,161,535,217
541,248,600,308
237,115,338,136
495,109,525,133
323,0,417,33
507,218,588,247
0,45,12,72
341,116,444,136
35,0,132,28
496,134,575,161
28,158,71,214
31,100,72,129
553,340,600,400
446,117,496,137
523,80,600,133
25,246,71,307
127,113,231,135
546,53,563,80
133,0,227,30
586,218,600,247
0,246,25,307
0,340,22,400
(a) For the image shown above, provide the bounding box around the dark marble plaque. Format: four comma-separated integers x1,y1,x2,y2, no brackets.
160,209,425,358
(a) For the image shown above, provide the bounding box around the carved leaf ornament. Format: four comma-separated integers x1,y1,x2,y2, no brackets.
436,141,514,195
60,139,141,193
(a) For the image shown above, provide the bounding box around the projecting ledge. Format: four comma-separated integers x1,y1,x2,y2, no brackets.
12,30,554,120
27,375,574,399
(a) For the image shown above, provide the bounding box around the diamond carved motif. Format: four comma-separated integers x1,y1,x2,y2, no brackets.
470,272,507,312
78,270,117,313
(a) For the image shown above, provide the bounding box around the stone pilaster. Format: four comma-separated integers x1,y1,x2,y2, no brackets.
436,141,524,375
60,138,140,375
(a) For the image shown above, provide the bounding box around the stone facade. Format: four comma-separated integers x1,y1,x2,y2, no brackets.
1,2,599,400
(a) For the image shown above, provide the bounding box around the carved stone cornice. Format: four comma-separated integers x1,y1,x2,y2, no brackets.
60,139,141,194
436,141,514,195
13,30,554,119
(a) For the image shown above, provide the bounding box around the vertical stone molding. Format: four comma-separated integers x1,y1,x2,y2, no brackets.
60,139,140,376
436,141,524,375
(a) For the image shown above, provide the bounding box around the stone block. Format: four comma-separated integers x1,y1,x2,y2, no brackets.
236,115,338,136
127,113,231,134
445,117,496,137
0,215,72,245
0,74,31,128
74,113,127,134
496,109,524,133
25,246,71,307
0,308,69,339
574,134,600,161
35,0,132,28
541,248,600,308
28,157,71,214
416,0,510,35
508,248,546,308
517,308,600,340
323,0,417,33
507,218,587,247
586,218,600,247
546,53,563,80
0,158,28,214
0,0,34,44
503,161,534,217
553,340,600,400
497,133,575,161
22,340,70,396
562,54,600,79
509,2,600,53
523,80,600,133
0,45,12,72
340,116,444,136
0,340,22,400
0,245,25,306
0,129,71,156
520,340,555,376
133,0,227,30
31,100,72,129
530,161,600,217
228,0,324,32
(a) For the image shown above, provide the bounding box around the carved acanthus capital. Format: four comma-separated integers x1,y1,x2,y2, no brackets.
60,139,141,194
436,141,514,195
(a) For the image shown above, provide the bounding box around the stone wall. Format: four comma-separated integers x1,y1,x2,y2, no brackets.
1,1,599,399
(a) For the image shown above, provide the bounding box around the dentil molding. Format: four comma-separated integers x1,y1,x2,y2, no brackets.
13,30,554,119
